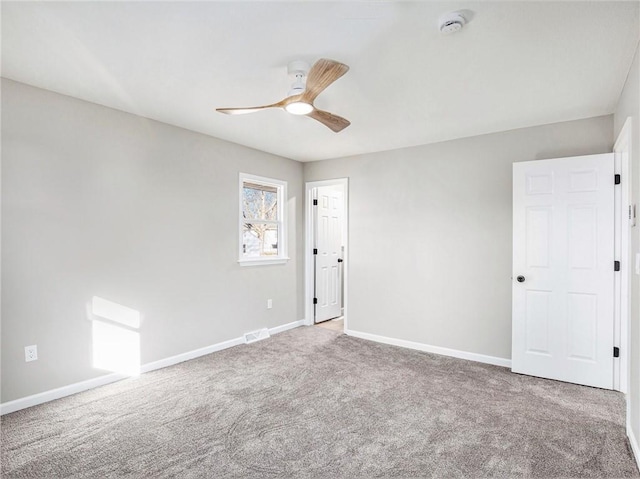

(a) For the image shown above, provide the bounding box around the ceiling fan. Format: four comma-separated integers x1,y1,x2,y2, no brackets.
216,58,350,133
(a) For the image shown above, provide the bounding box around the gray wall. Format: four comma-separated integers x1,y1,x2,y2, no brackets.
305,115,613,360
0,76,622,409
614,41,640,446
1,79,304,403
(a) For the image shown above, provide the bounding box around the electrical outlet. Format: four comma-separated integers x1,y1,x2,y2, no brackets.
25,345,38,362
267,299,273,309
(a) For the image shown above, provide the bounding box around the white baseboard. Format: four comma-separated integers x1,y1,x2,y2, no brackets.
345,329,511,368
139,336,245,374
269,319,305,335
0,319,305,416
628,417,640,472
0,372,129,416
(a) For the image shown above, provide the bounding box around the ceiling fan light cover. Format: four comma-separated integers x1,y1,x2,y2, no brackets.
285,101,314,115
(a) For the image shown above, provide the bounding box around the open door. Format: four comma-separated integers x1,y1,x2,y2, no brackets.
314,185,345,323
512,153,615,389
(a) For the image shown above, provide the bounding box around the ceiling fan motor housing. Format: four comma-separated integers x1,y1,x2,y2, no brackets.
287,60,310,96
288,77,305,97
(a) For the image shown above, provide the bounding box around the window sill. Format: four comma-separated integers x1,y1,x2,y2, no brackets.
238,257,290,267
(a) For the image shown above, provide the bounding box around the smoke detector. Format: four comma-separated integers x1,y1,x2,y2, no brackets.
439,11,466,34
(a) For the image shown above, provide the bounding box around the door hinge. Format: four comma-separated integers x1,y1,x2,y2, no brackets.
614,346,620,358
313,298,318,305
313,199,318,206
313,248,318,255
615,174,621,185
615,261,620,271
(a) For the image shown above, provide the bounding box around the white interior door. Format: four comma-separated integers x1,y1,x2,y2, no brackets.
315,185,344,323
512,153,615,389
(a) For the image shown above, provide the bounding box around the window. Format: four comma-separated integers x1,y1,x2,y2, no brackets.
239,173,288,266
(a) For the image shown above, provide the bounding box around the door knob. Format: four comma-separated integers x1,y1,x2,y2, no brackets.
337,258,343,263
516,275,525,283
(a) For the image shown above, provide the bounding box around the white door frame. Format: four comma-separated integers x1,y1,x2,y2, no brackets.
305,179,349,328
614,117,632,393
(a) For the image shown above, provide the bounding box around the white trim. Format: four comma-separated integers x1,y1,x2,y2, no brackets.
614,117,632,393
238,257,289,267
0,319,305,416
305,178,349,329
346,328,511,368
139,337,244,374
269,319,305,335
628,417,640,472
0,372,129,416
239,172,288,265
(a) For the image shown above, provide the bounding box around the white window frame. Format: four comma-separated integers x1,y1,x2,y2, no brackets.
238,173,288,266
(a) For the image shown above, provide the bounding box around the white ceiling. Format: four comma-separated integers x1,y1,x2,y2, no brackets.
2,1,639,162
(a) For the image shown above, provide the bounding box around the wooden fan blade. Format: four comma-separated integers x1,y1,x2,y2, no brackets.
307,109,350,132
216,100,286,115
301,59,349,103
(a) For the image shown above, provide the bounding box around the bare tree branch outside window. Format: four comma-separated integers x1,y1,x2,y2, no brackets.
242,183,279,256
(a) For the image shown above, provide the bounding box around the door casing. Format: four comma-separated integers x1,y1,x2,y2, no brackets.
614,117,633,394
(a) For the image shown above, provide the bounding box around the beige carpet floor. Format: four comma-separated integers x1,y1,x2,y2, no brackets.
2,326,638,478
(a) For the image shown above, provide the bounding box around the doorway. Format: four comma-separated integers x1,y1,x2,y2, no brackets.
305,179,348,329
